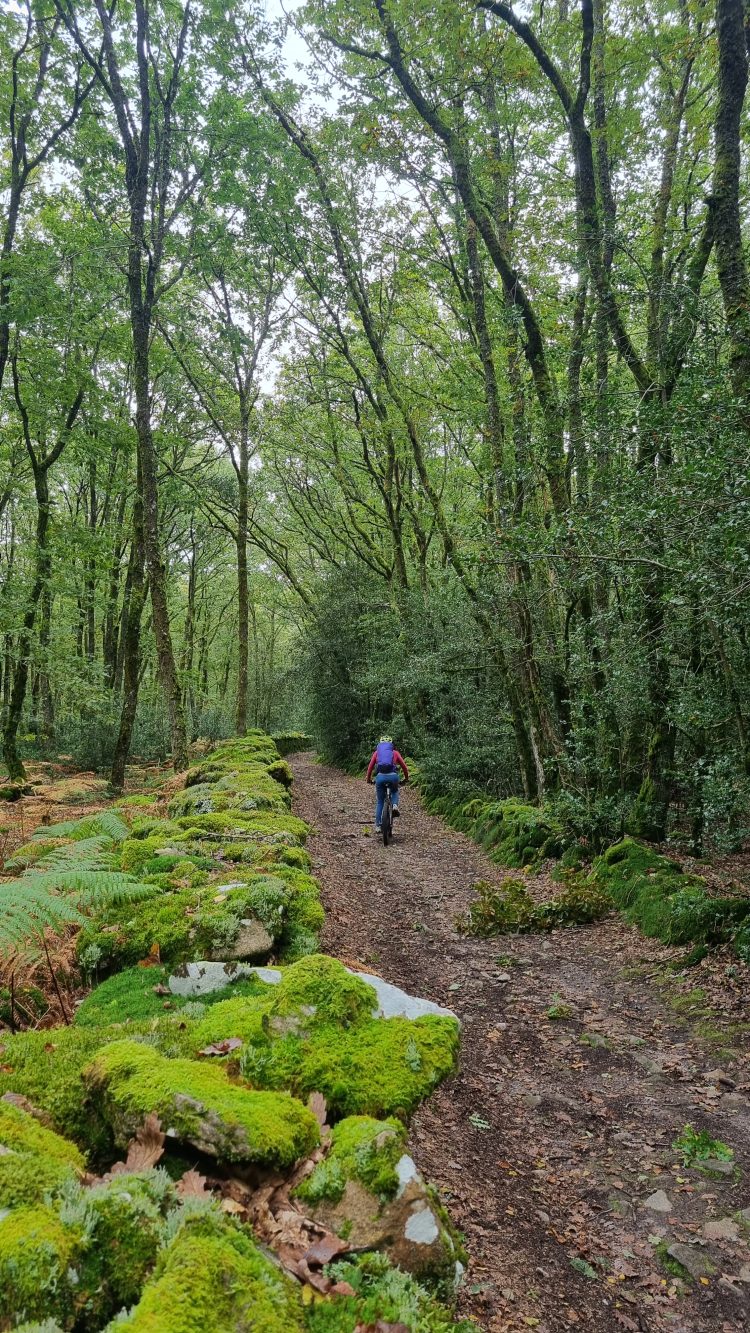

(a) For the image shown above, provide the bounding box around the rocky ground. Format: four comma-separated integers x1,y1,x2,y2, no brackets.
291,752,750,1333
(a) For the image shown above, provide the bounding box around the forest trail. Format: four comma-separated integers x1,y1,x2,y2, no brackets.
290,753,750,1333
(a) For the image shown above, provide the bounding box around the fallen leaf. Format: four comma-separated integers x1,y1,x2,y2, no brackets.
138,942,161,967
304,1233,347,1267
124,1113,165,1171
221,1198,246,1215
152,983,170,995
176,1170,209,1197
308,1091,328,1131
198,1038,243,1056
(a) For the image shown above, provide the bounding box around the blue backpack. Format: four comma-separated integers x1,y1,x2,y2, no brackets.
376,740,395,773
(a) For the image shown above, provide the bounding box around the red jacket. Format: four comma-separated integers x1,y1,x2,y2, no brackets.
366,749,409,782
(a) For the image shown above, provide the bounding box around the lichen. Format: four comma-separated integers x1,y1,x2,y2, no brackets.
304,1252,473,1333
85,1039,319,1167
110,1213,305,1332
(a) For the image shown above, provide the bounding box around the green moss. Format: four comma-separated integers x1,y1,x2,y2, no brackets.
0,1205,81,1327
235,1013,459,1120
272,955,377,1027
175,809,308,843
271,731,311,756
0,1026,118,1158
0,1153,78,1210
113,1213,305,1332
296,1116,407,1206
85,1039,320,1167
74,964,271,1028
589,838,750,947
0,1100,85,1168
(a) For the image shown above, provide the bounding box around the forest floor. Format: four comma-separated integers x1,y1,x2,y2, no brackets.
290,752,750,1333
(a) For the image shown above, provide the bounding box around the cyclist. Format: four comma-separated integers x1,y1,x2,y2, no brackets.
366,735,409,832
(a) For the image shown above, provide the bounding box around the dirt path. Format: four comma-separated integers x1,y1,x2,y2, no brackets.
290,752,750,1333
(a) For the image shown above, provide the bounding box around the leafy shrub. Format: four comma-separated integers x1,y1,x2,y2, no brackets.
672,1124,733,1166
459,875,609,937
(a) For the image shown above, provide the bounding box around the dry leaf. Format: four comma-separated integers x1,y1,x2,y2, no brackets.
307,1091,329,1131
221,1198,246,1215
613,1314,639,1331
176,1170,209,1198
138,942,161,967
305,1233,347,1267
331,1281,357,1297
152,983,171,996
198,1038,243,1056
124,1112,165,1171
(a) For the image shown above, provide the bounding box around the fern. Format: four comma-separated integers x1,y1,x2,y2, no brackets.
0,868,153,958
30,835,116,874
32,811,128,844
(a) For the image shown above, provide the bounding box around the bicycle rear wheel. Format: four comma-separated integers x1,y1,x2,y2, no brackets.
382,794,392,846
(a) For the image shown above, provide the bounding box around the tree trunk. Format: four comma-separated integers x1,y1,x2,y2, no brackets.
236,412,250,736
712,0,750,399
110,488,146,791
2,469,51,781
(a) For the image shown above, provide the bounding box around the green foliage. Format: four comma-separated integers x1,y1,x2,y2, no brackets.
672,1124,734,1166
459,875,609,937
0,1206,82,1328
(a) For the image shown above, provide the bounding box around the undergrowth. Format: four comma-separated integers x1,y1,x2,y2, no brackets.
458,874,609,937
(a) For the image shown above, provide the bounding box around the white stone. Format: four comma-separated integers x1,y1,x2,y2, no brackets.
395,1153,419,1197
353,970,458,1023
404,1206,440,1245
168,961,257,997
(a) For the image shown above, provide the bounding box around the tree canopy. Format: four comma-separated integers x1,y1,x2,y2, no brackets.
1,0,749,850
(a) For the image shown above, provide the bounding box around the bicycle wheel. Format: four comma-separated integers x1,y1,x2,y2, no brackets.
382,793,392,846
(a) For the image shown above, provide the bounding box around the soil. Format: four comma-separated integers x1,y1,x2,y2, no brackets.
290,752,750,1333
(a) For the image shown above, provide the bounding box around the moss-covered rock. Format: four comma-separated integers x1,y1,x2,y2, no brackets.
84,1039,319,1167
590,838,750,946
272,955,377,1027
110,1213,305,1332
0,1100,85,1209
0,1205,82,1327
73,964,271,1028
296,1115,407,1206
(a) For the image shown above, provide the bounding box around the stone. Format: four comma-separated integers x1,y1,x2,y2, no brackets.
307,1155,458,1284
643,1190,672,1214
579,1031,608,1049
698,1158,734,1177
702,1217,740,1242
168,961,259,998
352,970,458,1023
666,1243,716,1281
216,918,274,962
